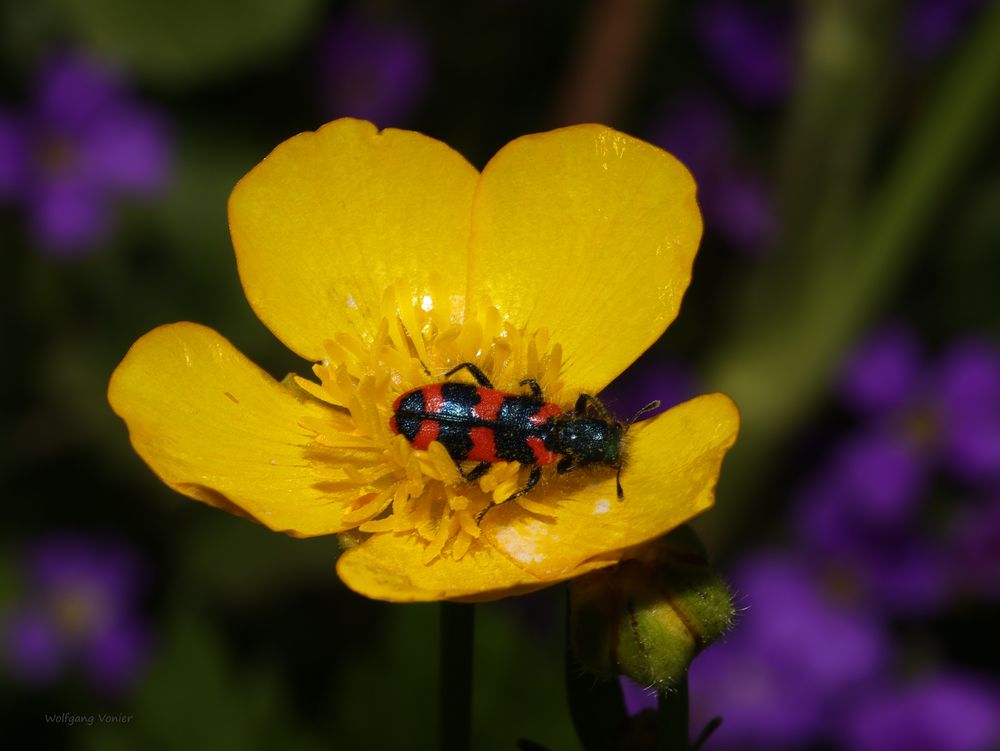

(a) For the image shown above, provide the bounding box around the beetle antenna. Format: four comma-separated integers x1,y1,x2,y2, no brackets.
625,400,661,431
616,401,661,501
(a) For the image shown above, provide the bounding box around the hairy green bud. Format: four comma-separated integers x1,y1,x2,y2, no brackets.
568,526,734,690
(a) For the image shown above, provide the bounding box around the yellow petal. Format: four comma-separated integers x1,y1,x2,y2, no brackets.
335,529,613,603
481,393,739,580
108,322,362,537
467,124,702,393
229,118,479,361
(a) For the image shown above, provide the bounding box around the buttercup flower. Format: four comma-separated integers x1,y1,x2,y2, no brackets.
108,118,739,602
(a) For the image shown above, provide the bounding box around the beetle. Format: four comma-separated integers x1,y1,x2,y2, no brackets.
389,362,658,514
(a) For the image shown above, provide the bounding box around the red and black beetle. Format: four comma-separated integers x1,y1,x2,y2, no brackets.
390,362,658,512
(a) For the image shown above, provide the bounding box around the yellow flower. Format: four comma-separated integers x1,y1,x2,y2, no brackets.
108,118,739,603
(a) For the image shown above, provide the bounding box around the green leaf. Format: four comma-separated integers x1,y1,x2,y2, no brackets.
706,0,1000,543
175,513,339,603
55,0,322,85
83,612,324,751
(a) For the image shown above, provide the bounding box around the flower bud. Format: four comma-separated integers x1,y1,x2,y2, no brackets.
568,526,733,690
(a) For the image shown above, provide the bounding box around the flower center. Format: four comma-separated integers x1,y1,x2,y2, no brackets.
48,585,106,639
295,282,566,563
900,403,939,452
36,133,77,176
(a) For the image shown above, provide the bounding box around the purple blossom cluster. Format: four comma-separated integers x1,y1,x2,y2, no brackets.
905,0,992,59
648,96,775,257
0,53,170,257
1,534,150,693
679,325,1000,750
646,1,791,258
694,1,795,105
316,13,430,128
801,325,1000,608
600,358,699,423
651,0,988,260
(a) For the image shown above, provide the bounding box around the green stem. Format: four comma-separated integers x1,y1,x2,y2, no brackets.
564,582,628,751
691,717,723,751
774,0,894,254
440,602,474,751
657,679,689,751
564,669,628,751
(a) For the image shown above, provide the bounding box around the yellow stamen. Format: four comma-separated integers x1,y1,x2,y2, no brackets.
298,283,566,563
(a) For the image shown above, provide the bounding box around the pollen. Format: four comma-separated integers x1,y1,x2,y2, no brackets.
295,282,566,564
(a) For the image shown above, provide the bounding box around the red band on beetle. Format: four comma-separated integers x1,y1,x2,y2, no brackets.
467,426,499,462
529,402,562,426
473,388,504,421
527,436,557,465
422,383,445,414
412,419,441,449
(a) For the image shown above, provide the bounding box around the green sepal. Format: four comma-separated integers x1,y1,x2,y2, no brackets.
568,526,734,691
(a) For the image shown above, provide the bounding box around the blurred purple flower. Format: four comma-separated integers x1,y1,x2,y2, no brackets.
948,495,1000,599
1,534,150,692
649,96,776,256
840,324,924,415
0,53,170,257
650,96,731,176
793,326,1000,613
600,358,699,422
619,675,657,715
842,672,1000,751
317,14,430,127
933,339,1000,484
794,436,948,614
839,326,1000,485
694,1,795,104
905,0,991,59
689,553,887,750
704,171,776,252
795,433,927,551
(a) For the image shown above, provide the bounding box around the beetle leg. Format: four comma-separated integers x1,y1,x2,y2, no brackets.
444,362,493,388
556,456,577,474
573,393,611,420
519,378,543,398
459,461,491,482
504,466,542,502
477,466,543,523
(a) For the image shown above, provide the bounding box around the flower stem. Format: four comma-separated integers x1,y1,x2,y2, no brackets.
552,0,657,125
691,717,723,751
440,602,474,751
657,678,689,751
564,582,628,749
